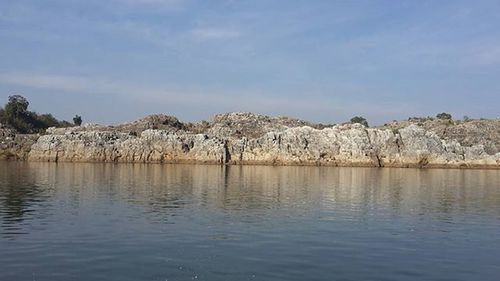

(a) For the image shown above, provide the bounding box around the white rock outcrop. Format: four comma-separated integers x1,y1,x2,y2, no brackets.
26,115,500,168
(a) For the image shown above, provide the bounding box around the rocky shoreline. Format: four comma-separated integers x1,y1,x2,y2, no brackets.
1,113,499,168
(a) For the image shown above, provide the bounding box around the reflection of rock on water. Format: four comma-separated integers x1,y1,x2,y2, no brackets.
0,162,54,237
1,163,499,232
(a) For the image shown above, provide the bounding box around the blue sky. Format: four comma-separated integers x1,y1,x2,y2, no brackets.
0,0,499,125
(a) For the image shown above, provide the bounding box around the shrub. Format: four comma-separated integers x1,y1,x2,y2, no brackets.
350,116,369,127
35,113,61,128
436,112,452,120
73,115,83,126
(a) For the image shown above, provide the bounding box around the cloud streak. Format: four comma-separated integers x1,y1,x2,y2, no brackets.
191,28,241,41
114,0,185,9
1,1,499,124
0,71,423,124
0,72,333,113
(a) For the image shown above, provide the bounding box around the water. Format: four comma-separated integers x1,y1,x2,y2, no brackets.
1,162,499,281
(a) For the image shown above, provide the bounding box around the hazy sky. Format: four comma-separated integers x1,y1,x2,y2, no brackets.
1,0,499,125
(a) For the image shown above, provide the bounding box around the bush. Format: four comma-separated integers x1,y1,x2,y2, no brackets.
59,120,73,127
350,116,369,127
73,115,82,126
436,112,452,120
35,113,61,128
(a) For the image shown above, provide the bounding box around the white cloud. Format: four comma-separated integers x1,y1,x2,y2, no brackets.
0,72,336,114
191,28,241,41
0,73,179,100
0,73,89,92
127,0,178,3
0,72,428,124
470,47,500,66
119,0,184,7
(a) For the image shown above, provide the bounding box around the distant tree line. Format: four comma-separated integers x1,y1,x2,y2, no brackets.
0,95,82,133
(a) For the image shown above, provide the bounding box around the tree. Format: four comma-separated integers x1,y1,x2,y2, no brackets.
3,95,32,133
4,95,29,120
350,116,369,127
73,115,82,126
436,112,452,120
463,115,471,122
36,113,61,128
1,95,71,133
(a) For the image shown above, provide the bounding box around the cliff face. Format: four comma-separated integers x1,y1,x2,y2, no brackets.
383,118,500,155
0,125,38,160
19,113,500,168
28,128,228,164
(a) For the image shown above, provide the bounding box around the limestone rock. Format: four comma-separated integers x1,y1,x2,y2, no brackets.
0,125,39,160
3,113,497,168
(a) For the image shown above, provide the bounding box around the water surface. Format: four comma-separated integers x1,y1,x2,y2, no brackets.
1,162,500,280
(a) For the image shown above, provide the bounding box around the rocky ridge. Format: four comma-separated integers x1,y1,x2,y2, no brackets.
2,113,500,168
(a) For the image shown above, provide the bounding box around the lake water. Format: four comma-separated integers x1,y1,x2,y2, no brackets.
1,162,499,281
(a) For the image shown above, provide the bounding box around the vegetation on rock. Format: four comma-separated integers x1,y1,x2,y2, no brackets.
436,112,452,120
350,116,369,127
0,95,73,133
73,115,83,126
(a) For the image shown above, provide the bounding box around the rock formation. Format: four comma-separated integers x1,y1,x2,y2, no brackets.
0,125,38,160
1,113,499,168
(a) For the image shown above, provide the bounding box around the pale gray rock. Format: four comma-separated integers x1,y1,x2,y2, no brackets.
29,129,228,164
3,113,496,168
0,125,39,160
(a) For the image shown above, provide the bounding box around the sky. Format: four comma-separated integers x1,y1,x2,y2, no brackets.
0,0,499,125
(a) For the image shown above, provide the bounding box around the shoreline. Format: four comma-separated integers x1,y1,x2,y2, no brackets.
4,159,499,170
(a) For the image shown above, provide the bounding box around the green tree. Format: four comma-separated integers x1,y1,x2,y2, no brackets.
4,95,29,119
1,95,72,133
436,112,452,120
73,115,82,126
59,120,73,127
35,113,61,128
350,116,369,127
3,95,32,133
